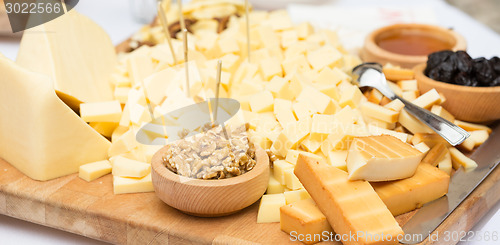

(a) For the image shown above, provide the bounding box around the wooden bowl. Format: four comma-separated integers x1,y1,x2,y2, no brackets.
361,23,467,68
151,145,269,217
414,63,500,123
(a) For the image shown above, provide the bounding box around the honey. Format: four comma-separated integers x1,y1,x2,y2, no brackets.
377,32,452,56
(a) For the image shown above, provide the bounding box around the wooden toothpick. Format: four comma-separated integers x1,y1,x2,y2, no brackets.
157,0,178,65
245,0,251,62
182,28,190,97
213,60,222,123
178,0,186,31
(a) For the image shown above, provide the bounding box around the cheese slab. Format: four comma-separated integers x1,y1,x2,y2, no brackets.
79,160,112,182
372,164,450,216
113,173,154,195
0,56,110,181
16,10,116,102
295,154,403,245
346,135,424,181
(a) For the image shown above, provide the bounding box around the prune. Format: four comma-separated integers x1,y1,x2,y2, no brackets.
472,57,495,86
489,56,500,74
454,72,476,86
425,50,454,74
456,51,473,73
491,77,500,87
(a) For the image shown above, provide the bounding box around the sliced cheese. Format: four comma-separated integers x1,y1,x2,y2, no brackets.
17,10,116,102
111,156,151,178
449,147,478,171
113,173,154,194
0,56,110,181
295,155,404,245
372,164,450,216
346,135,424,181
361,102,399,123
79,160,112,182
280,199,332,245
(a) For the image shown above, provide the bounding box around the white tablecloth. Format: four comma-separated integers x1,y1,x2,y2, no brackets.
0,0,499,244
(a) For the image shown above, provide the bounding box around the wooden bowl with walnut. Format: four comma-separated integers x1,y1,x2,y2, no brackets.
151,145,269,217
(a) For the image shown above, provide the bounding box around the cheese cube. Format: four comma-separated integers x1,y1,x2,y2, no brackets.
326,150,348,171
411,133,449,148
383,66,414,81
430,105,455,122
365,89,384,104
310,114,336,140
220,53,240,73
399,110,433,134
314,67,348,86
402,91,419,101
280,30,299,48
257,194,286,223
282,54,310,76
267,172,286,194
315,84,340,101
280,199,332,245
438,150,453,175
339,85,363,108
412,89,442,109
368,124,409,143
259,57,283,80
300,136,322,153
274,98,297,128
361,102,399,123
80,100,122,123
363,116,396,130
112,156,151,178
114,87,131,104
113,173,154,194
387,81,403,97
272,118,312,157
90,122,119,138
108,129,138,157
274,160,295,185
294,155,404,244
111,125,128,143
306,46,341,70
129,103,152,126
372,164,450,216
397,79,418,91
421,143,448,167
414,142,431,154
292,101,314,121
266,76,291,99
283,189,311,205
454,120,492,133
128,53,155,86
285,168,303,190
295,22,315,39
384,99,405,112
347,135,424,181
250,91,274,113
79,160,112,182
285,150,322,165
297,86,338,114
449,147,478,171
470,130,489,147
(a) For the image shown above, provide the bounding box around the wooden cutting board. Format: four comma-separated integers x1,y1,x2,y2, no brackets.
1,133,500,245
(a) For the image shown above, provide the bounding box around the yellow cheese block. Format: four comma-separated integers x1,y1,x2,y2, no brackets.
80,101,122,123
292,100,315,121
414,142,430,154
113,173,154,194
0,56,110,181
257,193,286,223
274,160,294,185
411,89,442,109
411,133,449,148
397,80,418,91
111,156,151,178
79,160,112,182
274,98,297,128
306,46,341,71
398,110,433,134
339,85,363,108
109,128,138,157
267,171,286,194
280,199,333,245
430,105,455,122
383,67,414,81
325,150,348,171
285,168,303,190
259,57,284,80
449,147,478,171
90,122,119,138
285,149,322,165
384,99,405,112
250,90,274,113
361,102,399,123
347,135,424,181
300,136,322,153
272,118,312,157
284,189,311,204
297,86,339,115
16,10,116,102
372,164,450,216
454,120,492,133
295,155,404,245
438,150,453,175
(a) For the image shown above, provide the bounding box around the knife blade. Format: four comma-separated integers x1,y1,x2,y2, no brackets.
401,123,500,244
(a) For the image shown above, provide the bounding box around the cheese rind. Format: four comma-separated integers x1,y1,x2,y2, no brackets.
347,135,424,181
79,160,112,182
280,199,332,245
372,164,450,216
295,155,403,245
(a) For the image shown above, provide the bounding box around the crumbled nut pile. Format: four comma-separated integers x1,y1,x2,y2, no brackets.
162,124,256,179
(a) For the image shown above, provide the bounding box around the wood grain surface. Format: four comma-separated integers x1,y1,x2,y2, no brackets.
1,140,499,245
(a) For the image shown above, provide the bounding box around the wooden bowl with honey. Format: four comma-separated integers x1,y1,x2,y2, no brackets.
415,63,500,123
361,23,467,68
151,145,269,217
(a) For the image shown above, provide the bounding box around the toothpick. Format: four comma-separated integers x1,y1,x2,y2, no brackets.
182,28,190,97
245,0,251,62
178,0,186,31
213,60,222,123
157,0,178,65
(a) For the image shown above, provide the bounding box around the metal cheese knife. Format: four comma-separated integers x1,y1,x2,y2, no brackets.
400,123,500,243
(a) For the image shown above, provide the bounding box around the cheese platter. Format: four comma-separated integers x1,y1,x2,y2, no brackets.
1,0,500,244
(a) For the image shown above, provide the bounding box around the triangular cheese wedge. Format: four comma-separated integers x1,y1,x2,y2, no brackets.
0,56,111,181
16,10,116,102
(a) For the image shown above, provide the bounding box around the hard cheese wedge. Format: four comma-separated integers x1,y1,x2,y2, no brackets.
347,135,424,181
16,10,116,102
371,164,450,216
0,56,110,181
295,154,403,245
280,198,333,245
